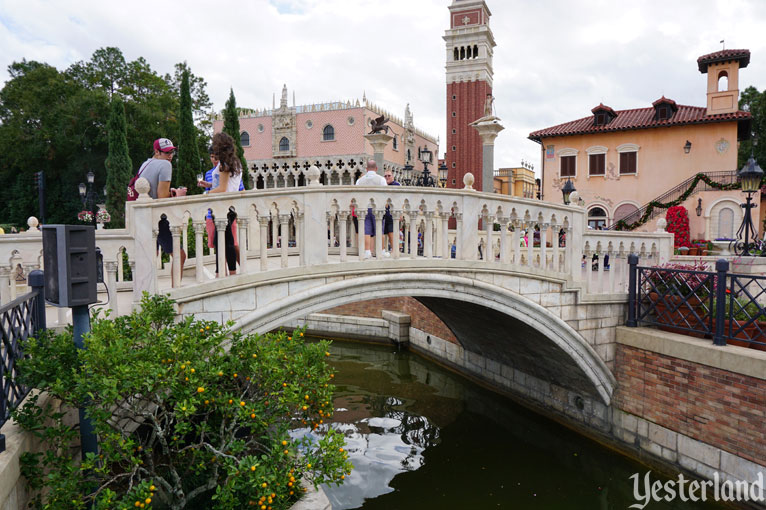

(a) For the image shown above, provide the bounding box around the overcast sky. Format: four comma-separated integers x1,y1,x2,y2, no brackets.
2,0,765,175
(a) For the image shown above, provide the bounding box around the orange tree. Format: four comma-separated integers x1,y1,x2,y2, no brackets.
14,293,351,510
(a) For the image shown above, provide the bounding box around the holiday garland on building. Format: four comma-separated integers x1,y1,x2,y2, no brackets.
613,173,741,231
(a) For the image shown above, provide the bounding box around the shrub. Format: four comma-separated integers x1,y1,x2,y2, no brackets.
14,293,351,509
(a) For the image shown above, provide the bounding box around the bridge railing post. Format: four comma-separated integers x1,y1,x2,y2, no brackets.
626,254,639,327
713,258,729,346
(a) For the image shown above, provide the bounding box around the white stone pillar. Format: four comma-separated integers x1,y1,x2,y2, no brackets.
181,219,189,259
329,214,336,249
540,223,549,270
358,208,367,261
485,215,494,262
393,211,402,260
279,214,290,268
499,218,509,264
193,221,205,282
117,249,125,282
551,224,560,272
409,214,418,258
171,225,182,287
424,212,434,259
454,213,463,260
512,222,520,265
339,211,349,262
215,220,227,277
105,261,119,316
270,216,278,251
374,210,384,257
470,117,505,193
364,133,393,176
526,223,534,268
237,218,249,274
350,212,358,250
259,217,269,271
0,266,10,305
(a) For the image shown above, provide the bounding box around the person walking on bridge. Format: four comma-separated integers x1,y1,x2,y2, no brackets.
355,160,387,259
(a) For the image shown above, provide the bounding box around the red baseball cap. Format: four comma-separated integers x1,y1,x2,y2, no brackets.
154,138,177,152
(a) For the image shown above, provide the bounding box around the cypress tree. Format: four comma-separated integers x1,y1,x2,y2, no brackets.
222,88,251,189
176,69,202,194
105,94,133,227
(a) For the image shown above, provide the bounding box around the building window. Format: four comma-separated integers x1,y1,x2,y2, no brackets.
589,154,605,176
454,48,459,61
452,146,456,151
588,207,607,229
452,163,456,168
619,152,637,174
393,136,398,150
240,131,250,147
717,70,729,92
347,116,355,125
279,137,289,152
452,112,456,117
613,203,639,224
322,125,335,141
560,155,576,177
257,124,264,133
452,95,456,100
473,44,478,58
305,120,313,129
452,129,456,134
407,149,411,162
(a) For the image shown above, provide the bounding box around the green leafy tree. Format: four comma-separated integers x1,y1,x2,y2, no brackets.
15,294,352,510
738,86,766,172
222,88,251,189
105,94,133,227
176,69,202,193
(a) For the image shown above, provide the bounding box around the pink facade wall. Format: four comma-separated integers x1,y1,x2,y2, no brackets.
296,109,365,157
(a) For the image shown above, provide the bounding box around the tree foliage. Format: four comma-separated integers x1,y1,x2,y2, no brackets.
14,294,352,510
105,95,133,227
222,89,251,189
0,48,212,227
176,69,202,194
738,86,766,171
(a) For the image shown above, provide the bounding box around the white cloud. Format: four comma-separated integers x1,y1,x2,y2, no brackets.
1,0,765,175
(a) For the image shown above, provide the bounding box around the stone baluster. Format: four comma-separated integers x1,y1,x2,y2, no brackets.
238,218,249,274
597,248,606,292
564,227,573,276
607,247,616,292
338,211,349,262
149,227,160,292
551,224,560,272
393,210,402,259
259,216,269,271
584,246,594,293
193,222,205,283
270,215,278,250
105,261,119,316
350,212,358,250
358,208,367,261
440,213,449,259
375,210,385,257
328,213,336,249
0,265,10,305
171,225,183,287
181,219,189,259
499,218,509,264
525,223,534,268
117,249,125,282
511,221,520,265
540,223,549,270
409,214,419,258
215,220,227,278
279,214,290,268
424,212,434,258
485,215,494,262
454,213,463,260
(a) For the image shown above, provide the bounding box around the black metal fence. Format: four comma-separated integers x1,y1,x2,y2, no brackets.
0,270,46,453
627,255,766,351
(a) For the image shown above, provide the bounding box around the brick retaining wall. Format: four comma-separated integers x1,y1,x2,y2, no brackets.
614,343,766,466
321,297,457,343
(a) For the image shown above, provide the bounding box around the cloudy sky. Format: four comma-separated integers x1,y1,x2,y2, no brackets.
2,0,765,175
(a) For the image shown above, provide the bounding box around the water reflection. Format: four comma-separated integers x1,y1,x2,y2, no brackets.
315,341,725,510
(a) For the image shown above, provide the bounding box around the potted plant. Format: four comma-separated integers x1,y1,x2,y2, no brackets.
645,261,711,336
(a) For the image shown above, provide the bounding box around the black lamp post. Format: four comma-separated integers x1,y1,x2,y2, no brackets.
78,170,99,228
438,162,448,188
734,152,764,256
402,164,413,186
561,178,576,205
412,146,437,187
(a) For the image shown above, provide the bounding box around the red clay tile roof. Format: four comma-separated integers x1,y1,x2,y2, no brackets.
652,96,677,109
591,103,616,115
697,49,750,73
528,105,750,142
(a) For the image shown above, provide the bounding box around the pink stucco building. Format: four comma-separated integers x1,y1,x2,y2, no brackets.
529,49,753,242
212,86,438,188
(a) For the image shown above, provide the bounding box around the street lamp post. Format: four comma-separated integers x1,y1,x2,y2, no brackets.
78,170,100,228
412,146,437,187
733,152,764,256
561,178,576,205
438,162,448,188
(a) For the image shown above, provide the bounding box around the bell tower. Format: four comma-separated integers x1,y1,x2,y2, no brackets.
444,0,495,190
697,49,750,116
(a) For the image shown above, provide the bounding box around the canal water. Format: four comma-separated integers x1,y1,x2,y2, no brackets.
301,339,726,510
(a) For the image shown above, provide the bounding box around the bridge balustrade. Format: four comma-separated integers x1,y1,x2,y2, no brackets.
0,175,674,310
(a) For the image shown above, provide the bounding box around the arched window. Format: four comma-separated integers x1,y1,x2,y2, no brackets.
613,203,639,224
279,137,289,152
466,46,472,58
588,207,608,230
322,125,335,141
473,44,479,58
393,136,398,150
407,149,411,162
460,47,465,60
454,47,459,61
718,70,729,92
240,131,250,147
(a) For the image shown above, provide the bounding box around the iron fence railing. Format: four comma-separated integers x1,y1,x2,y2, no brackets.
0,270,45,453
627,256,766,351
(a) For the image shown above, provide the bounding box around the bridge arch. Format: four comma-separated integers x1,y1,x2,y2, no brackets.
231,272,615,405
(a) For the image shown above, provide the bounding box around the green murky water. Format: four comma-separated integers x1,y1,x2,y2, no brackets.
308,340,728,510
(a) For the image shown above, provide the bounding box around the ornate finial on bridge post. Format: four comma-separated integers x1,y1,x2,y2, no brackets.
463,172,475,190
135,177,152,202
655,218,667,233
307,165,322,187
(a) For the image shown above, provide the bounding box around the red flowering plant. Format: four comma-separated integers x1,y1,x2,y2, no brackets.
644,260,712,301
666,206,691,248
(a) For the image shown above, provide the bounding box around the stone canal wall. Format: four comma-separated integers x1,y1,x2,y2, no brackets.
294,312,766,504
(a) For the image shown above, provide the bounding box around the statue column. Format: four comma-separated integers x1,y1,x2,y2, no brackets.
470,117,505,193
364,133,393,175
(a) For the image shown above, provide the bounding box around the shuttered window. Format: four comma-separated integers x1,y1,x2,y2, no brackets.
589,153,605,176
619,151,637,174
560,155,576,177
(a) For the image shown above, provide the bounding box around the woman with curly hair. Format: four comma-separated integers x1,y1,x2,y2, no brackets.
206,132,243,275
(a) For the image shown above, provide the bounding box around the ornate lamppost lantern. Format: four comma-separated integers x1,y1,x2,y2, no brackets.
438,162,448,188
402,164,414,186
412,146,437,187
561,178,576,205
733,151,764,256
78,170,99,227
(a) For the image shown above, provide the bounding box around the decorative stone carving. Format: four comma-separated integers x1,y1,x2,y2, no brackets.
463,172,475,190
135,177,151,200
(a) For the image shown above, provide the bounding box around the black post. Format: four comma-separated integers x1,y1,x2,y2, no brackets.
627,254,639,327
27,270,46,332
713,258,729,346
72,305,99,458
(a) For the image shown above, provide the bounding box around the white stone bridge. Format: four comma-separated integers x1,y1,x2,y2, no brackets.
0,171,674,408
